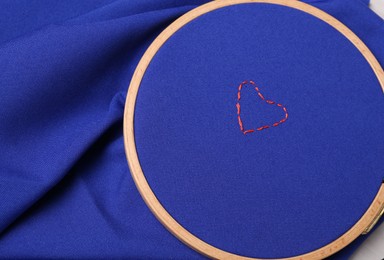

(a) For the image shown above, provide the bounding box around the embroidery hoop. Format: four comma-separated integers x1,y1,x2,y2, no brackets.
123,0,384,259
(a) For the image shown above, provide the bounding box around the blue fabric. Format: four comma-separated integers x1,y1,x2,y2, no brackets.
135,2,384,258
0,0,383,259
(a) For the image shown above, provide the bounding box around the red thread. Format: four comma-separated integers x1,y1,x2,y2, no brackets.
237,115,244,131
257,125,270,131
243,130,255,134
236,103,241,115
236,80,288,134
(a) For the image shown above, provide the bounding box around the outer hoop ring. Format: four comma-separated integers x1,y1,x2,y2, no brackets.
123,0,384,259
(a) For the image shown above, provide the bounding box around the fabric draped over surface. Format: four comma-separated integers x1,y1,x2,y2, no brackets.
0,0,383,259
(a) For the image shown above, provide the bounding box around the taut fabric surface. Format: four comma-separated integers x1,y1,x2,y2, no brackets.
0,0,383,259
135,1,384,258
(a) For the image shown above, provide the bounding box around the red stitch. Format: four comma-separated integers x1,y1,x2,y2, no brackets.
235,80,288,134
237,116,244,131
243,129,255,134
257,125,270,131
236,103,241,115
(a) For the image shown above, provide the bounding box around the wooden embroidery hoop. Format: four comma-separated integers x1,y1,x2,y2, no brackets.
123,0,384,259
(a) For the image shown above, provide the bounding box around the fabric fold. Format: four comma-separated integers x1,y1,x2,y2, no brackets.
0,0,383,259
0,2,200,234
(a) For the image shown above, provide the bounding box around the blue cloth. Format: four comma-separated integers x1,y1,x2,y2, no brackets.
0,0,383,259
135,1,384,258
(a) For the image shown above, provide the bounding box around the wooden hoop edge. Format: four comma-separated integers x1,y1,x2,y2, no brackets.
123,0,384,259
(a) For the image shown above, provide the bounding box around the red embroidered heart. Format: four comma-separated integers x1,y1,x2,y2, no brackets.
236,80,288,135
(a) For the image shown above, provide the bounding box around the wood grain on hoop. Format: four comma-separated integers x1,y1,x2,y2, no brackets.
123,0,384,259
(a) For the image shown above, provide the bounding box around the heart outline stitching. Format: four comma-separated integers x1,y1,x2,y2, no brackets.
236,80,288,135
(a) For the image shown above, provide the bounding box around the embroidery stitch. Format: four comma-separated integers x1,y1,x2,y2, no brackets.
236,80,288,135
236,103,241,115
